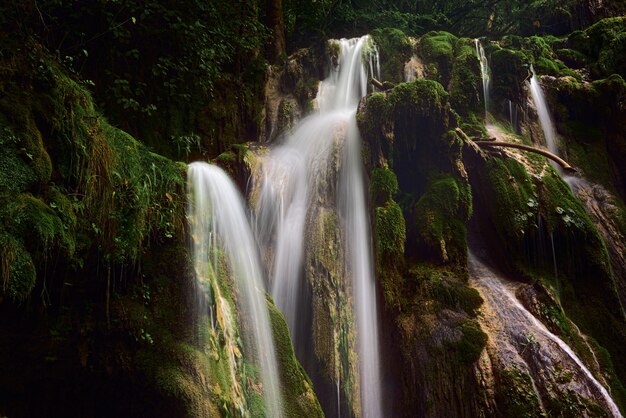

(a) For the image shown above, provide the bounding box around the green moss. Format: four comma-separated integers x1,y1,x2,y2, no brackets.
445,320,487,365
490,48,530,104
429,275,483,316
370,167,399,205
496,367,543,418
0,230,36,302
0,193,74,254
388,79,449,124
374,201,406,309
485,157,537,243
267,297,324,418
584,17,626,78
522,36,554,61
449,38,482,116
413,175,471,270
0,124,37,194
458,112,487,137
534,56,561,75
371,28,412,84
216,151,237,164
418,31,459,85
556,48,589,69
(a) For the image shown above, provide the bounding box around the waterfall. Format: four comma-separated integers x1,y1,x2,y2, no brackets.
509,99,519,133
475,39,491,116
529,67,559,160
187,162,283,417
253,36,382,417
469,252,623,418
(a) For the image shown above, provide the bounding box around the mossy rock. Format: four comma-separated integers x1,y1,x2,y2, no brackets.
444,320,487,365
267,299,324,418
449,38,482,116
371,28,412,84
585,17,626,79
370,167,399,205
556,48,589,69
429,275,483,316
490,48,531,107
495,367,543,417
387,79,451,143
374,200,406,309
413,175,472,270
418,31,459,86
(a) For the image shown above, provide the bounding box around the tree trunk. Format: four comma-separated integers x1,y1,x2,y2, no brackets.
266,0,286,62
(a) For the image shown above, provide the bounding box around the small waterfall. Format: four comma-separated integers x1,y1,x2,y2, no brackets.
187,162,283,417
508,100,519,133
529,67,559,160
470,252,623,418
253,36,382,417
475,39,491,116
404,56,422,82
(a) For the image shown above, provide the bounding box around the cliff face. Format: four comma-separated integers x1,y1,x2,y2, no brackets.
2,7,626,418
355,20,626,417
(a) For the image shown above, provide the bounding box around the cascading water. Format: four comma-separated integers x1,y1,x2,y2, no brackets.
529,67,559,161
475,39,491,116
253,36,382,417
187,162,283,417
469,252,623,417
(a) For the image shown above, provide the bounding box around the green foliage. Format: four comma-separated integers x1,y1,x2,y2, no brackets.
0,231,35,302
584,17,626,78
1,0,269,158
0,39,185,304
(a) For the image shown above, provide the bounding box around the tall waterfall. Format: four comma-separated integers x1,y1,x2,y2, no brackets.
475,39,490,116
529,67,559,161
187,162,283,417
253,36,382,417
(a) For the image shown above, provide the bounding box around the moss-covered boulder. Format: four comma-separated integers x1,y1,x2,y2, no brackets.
490,46,531,111
449,38,482,117
417,31,459,86
371,28,412,84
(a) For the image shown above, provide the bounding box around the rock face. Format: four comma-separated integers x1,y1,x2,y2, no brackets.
357,79,489,417
260,47,324,143
356,24,626,418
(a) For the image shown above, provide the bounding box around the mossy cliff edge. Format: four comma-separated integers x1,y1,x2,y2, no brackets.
0,37,322,417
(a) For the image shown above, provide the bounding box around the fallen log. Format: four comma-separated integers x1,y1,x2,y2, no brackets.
474,141,576,173
371,78,384,90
